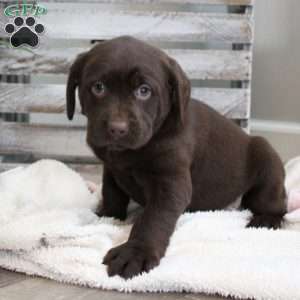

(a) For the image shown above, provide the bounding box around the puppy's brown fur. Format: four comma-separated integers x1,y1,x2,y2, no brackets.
66,36,287,279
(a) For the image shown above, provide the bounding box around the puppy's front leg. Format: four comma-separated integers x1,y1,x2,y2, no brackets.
103,172,192,279
96,167,130,221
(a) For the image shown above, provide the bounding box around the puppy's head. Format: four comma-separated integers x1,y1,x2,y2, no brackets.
66,36,190,151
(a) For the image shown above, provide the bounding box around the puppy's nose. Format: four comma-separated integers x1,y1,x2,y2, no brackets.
108,121,129,139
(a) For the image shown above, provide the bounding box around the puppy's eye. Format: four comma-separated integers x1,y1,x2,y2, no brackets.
91,81,105,96
134,84,152,101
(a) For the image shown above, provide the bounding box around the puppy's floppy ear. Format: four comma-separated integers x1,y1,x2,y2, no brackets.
66,52,88,120
166,57,191,126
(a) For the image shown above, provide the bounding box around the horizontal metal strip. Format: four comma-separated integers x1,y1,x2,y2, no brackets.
0,162,103,182
0,47,252,80
0,83,250,119
0,6,253,43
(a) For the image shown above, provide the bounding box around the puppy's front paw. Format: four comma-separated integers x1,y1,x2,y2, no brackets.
102,242,160,279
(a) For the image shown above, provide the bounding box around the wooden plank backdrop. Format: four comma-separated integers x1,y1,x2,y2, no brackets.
0,121,91,158
0,47,252,80
38,0,253,4
0,114,251,160
0,4,253,42
0,83,250,119
0,0,254,174
32,12,247,43
0,0,253,4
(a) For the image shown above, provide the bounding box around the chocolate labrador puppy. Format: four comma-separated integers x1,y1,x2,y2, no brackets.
66,36,286,279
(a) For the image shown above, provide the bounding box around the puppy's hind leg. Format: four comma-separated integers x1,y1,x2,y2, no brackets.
242,185,286,229
242,137,287,229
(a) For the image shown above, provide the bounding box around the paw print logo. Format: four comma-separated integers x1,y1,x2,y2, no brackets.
5,16,45,48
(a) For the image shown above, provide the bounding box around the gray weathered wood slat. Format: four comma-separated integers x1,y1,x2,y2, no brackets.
0,163,103,182
0,102,248,158
192,88,250,118
38,0,253,5
0,5,253,43
0,121,92,159
0,83,250,119
0,47,252,81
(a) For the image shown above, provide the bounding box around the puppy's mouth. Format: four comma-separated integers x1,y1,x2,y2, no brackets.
87,124,153,152
88,137,127,151
106,139,147,151
87,136,135,152
107,143,127,151
89,137,149,152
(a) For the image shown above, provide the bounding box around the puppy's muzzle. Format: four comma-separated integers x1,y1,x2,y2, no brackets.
107,121,129,140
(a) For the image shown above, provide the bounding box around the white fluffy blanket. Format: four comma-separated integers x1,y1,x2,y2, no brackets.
0,159,300,300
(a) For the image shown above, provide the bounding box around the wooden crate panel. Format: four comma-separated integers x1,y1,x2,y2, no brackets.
0,26,5,42
0,47,252,80
0,163,102,182
0,122,92,159
0,83,67,114
0,4,253,43
168,49,251,80
38,0,253,5
192,88,250,118
0,83,250,118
